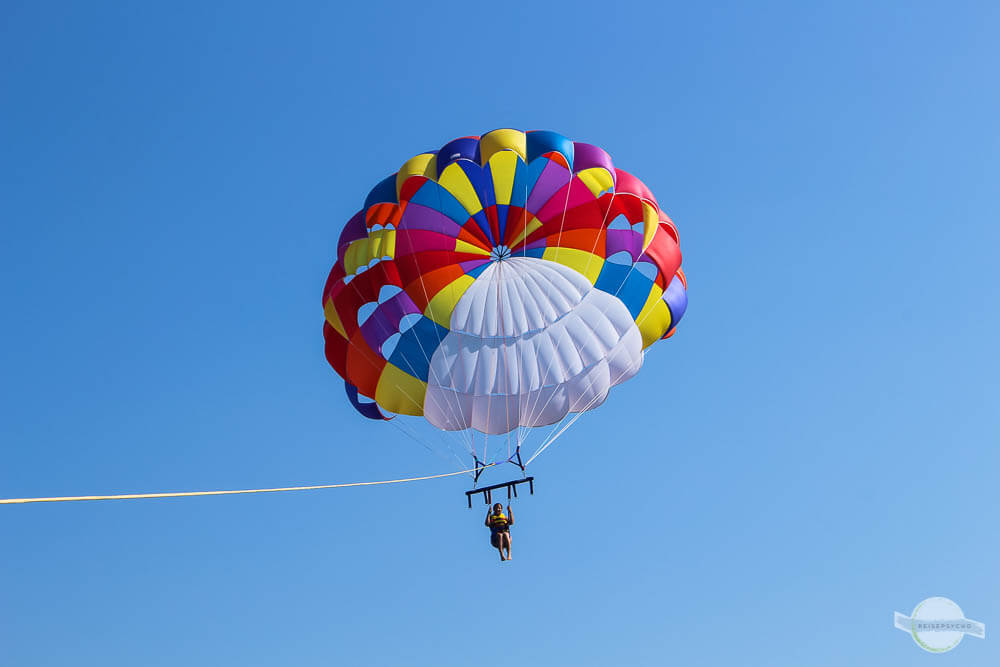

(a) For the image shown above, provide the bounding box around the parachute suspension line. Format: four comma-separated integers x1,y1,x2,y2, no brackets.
510,259,528,461
338,265,470,459
583,187,618,293
387,416,465,470
531,170,573,438
363,270,470,459
522,187,623,464
442,239,480,460
515,178,550,457
515,181,541,455
363,371,456,462
525,345,644,467
516,182,531,450
527,311,647,467
350,182,468,460
516,170,611,458
357,347,464,462
481,269,497,467
553,156,576,252
479,435,487,474
526,188,662,467
378,342,466,460
429,179,484,459
390,181,475,459
496,260,525,471
326,315,459,460
480,256,512,473
518,167,577,436
0,463,500,505
526,398,577,463
519,181,530,261
385,415,446,462
522,169,622,445
497,259,513,461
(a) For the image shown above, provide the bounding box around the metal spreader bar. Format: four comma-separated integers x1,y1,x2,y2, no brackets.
466,477,534,508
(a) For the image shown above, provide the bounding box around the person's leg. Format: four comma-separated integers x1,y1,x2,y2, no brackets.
492,533,505,560
503,532,512,560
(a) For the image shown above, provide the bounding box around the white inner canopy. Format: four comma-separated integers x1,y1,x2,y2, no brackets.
424,257,643,434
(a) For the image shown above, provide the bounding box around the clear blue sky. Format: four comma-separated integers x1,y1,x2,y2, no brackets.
2,1,998,665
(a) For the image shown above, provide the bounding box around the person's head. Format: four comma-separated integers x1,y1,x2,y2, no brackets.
493,503,503,513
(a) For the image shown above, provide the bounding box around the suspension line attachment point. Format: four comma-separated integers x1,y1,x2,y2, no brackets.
507,446,525,473
472,456,487,485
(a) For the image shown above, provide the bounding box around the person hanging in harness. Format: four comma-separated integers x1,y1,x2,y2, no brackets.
485,503,513,561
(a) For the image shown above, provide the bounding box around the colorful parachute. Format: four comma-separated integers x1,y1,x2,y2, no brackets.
322,129,686,467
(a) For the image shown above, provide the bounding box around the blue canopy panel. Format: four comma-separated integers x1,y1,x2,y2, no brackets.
345,381,391,420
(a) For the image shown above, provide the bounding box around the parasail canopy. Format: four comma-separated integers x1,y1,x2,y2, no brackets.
322,129,687,473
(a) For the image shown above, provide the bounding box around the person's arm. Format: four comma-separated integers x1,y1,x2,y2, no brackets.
507,505,513,526
485,509,492,527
